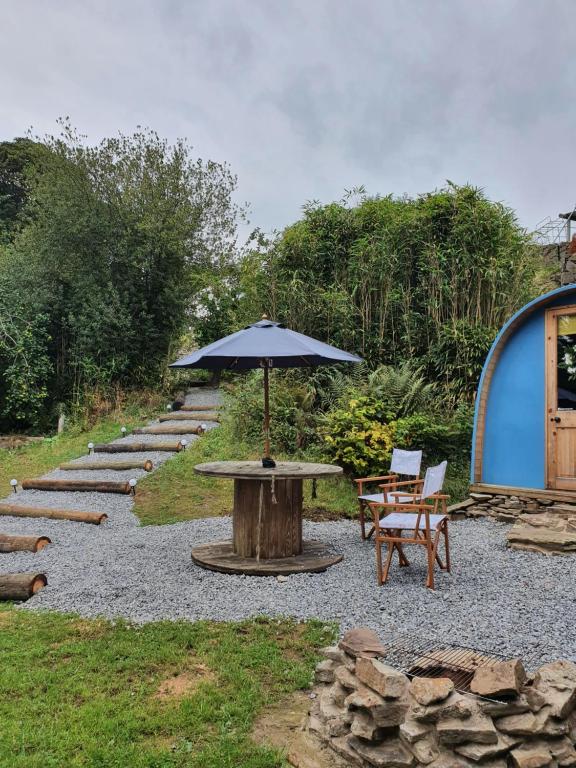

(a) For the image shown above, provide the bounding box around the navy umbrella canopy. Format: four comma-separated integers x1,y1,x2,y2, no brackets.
170,317,362,463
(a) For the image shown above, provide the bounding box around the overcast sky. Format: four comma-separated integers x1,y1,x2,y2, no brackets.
2,0,575,237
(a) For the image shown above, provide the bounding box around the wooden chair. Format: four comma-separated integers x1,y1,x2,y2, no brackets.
354,449,422,540
368,461,450,590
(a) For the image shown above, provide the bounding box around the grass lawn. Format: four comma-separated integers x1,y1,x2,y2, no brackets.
134,425,359,526
0,606,334,768
134,422,470,526
0,397,163,496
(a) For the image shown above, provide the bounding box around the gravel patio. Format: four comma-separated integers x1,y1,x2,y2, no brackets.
1,387,574,667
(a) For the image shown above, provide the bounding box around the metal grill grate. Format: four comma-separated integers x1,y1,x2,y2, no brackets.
378,635,534,702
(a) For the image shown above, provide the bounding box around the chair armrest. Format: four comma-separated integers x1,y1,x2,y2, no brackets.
354,474,397,485
390,492,418,502
355,474,398,496
368,501,430,512
379,478,423,489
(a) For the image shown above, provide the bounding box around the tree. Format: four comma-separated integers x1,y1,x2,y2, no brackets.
235,184,542,399
0,121,242,427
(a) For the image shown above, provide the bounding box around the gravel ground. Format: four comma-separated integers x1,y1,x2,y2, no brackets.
1,514,575,666
1,386,575,665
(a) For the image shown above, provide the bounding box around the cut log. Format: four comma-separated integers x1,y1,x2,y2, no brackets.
0,505,107,524
0,534,51,553
133,425,204,435
94,442,182,453
59,460,153,472
159,412,219,423
0,573,47,600
179,404,221,411
21,478,131,494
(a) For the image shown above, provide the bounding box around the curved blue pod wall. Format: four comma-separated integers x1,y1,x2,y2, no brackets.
472,285,576,489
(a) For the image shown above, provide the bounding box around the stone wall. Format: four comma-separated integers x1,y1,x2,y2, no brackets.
451,493,576,555
540,241,576,287
308,627,576,767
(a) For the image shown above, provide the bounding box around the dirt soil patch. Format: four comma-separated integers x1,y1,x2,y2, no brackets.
251,691,348,768
154,664,215,700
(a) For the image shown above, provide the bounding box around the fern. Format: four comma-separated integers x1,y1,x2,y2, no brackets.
366,362,435,418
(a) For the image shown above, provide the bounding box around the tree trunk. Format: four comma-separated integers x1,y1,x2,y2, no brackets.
133,425,204,435
179,404,221,412
159,413,218,422
21,479,131,494
94,442,182,453
0,534,51,553
0,505,107,524
59,460,153,471
0,573,47,601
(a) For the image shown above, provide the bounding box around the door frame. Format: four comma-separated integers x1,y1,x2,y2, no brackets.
545,303,576,489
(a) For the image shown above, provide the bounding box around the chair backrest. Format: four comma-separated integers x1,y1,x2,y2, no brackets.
390,448,422,477
421,461,447,500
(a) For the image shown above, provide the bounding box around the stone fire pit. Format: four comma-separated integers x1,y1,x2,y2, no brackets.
307,627,576,767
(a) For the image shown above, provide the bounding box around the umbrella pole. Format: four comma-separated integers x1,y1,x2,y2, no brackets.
263,362,271,458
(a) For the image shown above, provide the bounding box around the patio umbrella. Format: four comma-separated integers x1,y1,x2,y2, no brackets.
170,316,362,465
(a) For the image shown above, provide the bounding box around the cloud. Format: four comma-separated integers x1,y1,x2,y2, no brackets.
2,0,575,235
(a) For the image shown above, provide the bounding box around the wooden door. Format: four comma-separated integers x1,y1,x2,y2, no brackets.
546,306,576,490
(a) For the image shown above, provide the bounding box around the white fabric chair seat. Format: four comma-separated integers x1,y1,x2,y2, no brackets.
359,492,414,504
379,512,447,530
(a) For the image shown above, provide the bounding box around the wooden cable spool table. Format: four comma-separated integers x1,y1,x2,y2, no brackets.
192,461,344,575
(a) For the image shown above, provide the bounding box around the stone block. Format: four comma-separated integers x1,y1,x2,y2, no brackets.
347,735,415,767
549,736,576,766
428,752,506,767
410,676,454,705
480,695,530,718
495,706,568,737
437,711,499,745
411,734,439,765
412,692,475,723
345,682,409,728
356,657,408,699
339,627,387,659
454,732,518,761
399,715,431,744
322,646,347,664
330,735,364,766
335,665,358,691
350,710,384,740
509,743,553,768
315,659,336,684
470,659,526,698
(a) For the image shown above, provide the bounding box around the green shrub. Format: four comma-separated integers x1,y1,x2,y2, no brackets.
322,395,474,476
226,370,318,454
394,409,472,460
425,320,496,402
321,396,396,475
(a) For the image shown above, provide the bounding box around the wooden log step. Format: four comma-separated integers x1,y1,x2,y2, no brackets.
133,425,204,435
179,404,221,411
59,460,153,472
0,573,47,601
94,442,183,453
21,478,131,494
159,412,219,423
0,505,107,524
0,534,51,553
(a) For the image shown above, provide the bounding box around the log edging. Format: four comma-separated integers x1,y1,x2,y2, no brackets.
0,534,51,553
0,505,107,525
0,573,47,601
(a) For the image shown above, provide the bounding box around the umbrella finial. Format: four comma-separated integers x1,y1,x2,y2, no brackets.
262,313,269,320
